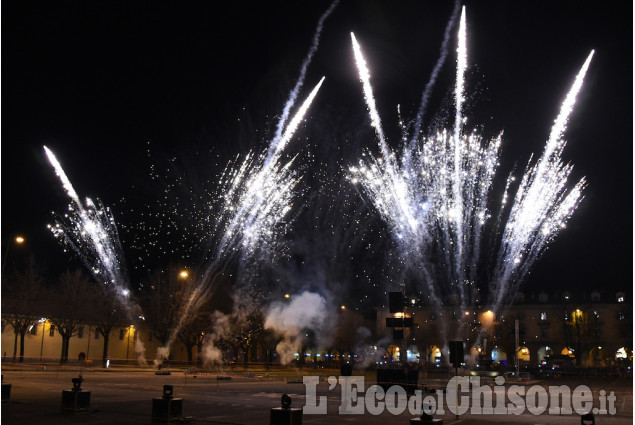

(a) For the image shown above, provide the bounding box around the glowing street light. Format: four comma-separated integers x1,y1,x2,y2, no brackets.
3,235,27,273
39,318,47,361
179,270,189,279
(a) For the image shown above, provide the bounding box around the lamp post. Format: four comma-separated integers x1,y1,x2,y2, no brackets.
39,318,47,361
126,325,133,362
2,236,25,274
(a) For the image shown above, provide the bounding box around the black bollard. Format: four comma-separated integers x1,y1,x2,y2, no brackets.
581,413,595,425
410,392,443,425
1,375,10,402
61,376,91,414
152,385,183,423
270,394,302,425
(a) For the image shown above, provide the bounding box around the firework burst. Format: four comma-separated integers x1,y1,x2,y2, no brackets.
349,7,592,311
44,146,129,299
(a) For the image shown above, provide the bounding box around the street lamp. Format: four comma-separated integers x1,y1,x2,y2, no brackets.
179,270,189,279
126,325,134,361
39,318,47,361
2,235,25,273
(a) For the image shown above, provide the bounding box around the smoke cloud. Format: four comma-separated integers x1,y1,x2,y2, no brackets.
154,346,170,368
264,291,335,365
354,326,390,369
135,338,147,365
200,311,231,367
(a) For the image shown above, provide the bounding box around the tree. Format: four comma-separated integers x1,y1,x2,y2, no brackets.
139,265,192,349
226,309,264,368
46,270,93,363
177,312,208,364
1,257,46,362
90,283,129,367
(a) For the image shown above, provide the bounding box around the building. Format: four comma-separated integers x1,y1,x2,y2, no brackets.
377,289,632,369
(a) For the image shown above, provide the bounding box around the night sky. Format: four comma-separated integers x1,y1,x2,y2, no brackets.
2,1,632,298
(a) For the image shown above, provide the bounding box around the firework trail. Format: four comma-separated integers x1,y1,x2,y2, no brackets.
156,2,336,359
44,146,130,302
268,0,339,162
491,51,594,310
411,0,461,143
349,7,592,315
156,77,326,362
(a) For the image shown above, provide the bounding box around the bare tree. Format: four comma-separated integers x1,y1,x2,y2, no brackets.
138,265,191,348
226,309,264,368
178,312,209,364
1,257,46,362
90,283,129,367
46,270,93,363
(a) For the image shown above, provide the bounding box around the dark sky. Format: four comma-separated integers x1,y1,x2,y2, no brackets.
2,1,632,295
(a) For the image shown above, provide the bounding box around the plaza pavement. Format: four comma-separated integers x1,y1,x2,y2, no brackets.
1,363,632,425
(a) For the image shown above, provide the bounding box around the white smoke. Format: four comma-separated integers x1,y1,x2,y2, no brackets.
154,346,170,368
200,311,230,367
264,291,335,365
135,338,147,365
354,327,391,369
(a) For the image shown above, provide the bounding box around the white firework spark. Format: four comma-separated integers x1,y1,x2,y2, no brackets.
492,51,594,308
349,8,592,310
44,146,129,299
216,77,325,264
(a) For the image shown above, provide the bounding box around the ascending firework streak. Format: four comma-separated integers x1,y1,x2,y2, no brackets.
491,51,594,311
157,78,326,362
157,1,338,360
44,146,130,302
349,7,593,312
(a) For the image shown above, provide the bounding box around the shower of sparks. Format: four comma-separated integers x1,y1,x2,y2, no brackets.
348,8,592,310
268,0,339,161
216,77,325,264
44,146,130,300
491,50,594,309
156,77,326,360
151,2,338,363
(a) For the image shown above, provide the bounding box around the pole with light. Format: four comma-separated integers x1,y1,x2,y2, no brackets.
2,236,25,274
39,318,47,361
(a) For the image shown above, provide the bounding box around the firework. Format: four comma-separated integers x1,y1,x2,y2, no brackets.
44,146,129,299
349,7,592,311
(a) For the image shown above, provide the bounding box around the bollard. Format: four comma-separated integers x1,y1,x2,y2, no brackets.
61,376,91,414
270,394,302,425
1,375,10,402
410,391,443,424
581,413,595,425
152,385,183,423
